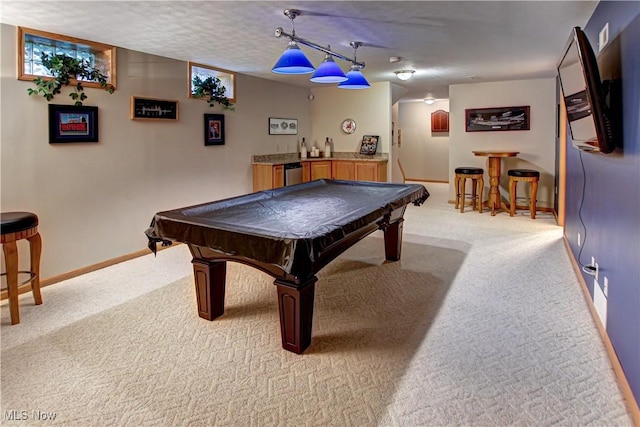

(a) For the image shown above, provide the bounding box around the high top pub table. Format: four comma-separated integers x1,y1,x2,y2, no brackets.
472,150,519,215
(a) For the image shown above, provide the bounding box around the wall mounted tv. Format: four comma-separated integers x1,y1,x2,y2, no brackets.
557,26,615,154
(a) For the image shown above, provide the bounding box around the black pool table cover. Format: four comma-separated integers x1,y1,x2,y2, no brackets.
145,179,429,275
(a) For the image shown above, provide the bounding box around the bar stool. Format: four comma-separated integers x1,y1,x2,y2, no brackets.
508,169,540,219
1,212,43,324
454,167,484,213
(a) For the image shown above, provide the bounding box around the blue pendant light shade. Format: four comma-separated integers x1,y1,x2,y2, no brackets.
337,65,370,89
310,54,347,83
272,41,315,74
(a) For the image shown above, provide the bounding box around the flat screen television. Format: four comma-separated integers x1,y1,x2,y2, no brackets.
557,26,615,154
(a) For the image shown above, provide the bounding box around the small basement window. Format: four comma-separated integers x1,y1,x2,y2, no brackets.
18,27,116,89
188,62,236,102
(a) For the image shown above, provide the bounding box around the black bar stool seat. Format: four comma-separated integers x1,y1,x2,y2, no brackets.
1,211,43,324
454,167,484,213
508,169,540,219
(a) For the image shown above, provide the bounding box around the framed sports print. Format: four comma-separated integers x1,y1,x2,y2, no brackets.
359,135,379,155
204,114,225,146
130,96,179,121
48,104,99,143
465,106,530,132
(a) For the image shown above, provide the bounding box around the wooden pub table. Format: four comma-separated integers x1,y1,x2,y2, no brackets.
472,150,519,216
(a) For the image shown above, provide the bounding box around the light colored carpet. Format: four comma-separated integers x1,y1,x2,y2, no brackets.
1,183,633,426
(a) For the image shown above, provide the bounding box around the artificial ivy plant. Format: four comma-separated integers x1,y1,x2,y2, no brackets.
27,53,114,106
191,75,234,110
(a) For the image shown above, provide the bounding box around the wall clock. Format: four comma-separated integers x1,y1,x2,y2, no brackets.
341,118,356,134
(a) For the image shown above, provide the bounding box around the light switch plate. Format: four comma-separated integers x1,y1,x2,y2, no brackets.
599,23,609,52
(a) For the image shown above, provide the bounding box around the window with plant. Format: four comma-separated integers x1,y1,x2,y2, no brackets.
19,27,116,105
188,62,236,110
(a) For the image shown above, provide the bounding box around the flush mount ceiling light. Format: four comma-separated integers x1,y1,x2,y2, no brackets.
395,70,415,81
273,9,369,88
424,96,436,104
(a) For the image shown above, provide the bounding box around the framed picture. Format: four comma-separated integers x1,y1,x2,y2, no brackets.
465,106,530,132
48,104,99,144
360,135,379,155
130,96,179,121
269,118,297,135
204,114,225,146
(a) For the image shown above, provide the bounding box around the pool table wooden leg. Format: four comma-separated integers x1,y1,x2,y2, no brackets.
274,276,317,354
191,258,226,321
383,219,404,261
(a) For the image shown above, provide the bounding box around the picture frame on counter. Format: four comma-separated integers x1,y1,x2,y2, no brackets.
204,114,225,146
48,104,99,144
269,117,297,135
130,96,179,121
359,135,379,155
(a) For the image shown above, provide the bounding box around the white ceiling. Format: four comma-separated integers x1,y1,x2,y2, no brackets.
1,1,598,101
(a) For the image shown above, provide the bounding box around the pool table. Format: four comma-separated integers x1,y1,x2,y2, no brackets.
145,179,429,354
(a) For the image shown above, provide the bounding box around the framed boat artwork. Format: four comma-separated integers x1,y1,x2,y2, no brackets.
465,106,530,132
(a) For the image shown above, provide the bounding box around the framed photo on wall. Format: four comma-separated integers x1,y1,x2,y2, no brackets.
204,114,225,146
269,118,297,135
48,104,99,143
465,106,530,132
130,96,179,121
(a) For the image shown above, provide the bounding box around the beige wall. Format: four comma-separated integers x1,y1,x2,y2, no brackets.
309,82,393,170
449,78,557,207
0,23,311,279
397,100,451,182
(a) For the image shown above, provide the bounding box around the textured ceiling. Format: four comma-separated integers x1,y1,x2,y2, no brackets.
0,1,598,100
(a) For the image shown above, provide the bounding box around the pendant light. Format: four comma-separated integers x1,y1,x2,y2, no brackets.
271,9,315,74
338,42,370,89
310,51,347,83
272,40,315,74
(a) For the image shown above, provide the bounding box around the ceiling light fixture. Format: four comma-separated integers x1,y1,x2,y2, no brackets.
273,9,369,88
395,70,415,81
338,42,370,89
424,96,436,104
310,50,347,83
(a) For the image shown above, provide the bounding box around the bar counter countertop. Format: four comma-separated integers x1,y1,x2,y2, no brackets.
252,152,389,165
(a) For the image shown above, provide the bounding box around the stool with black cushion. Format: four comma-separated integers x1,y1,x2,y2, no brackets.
1,212,42,324
454,167,484,213
508,169,540,219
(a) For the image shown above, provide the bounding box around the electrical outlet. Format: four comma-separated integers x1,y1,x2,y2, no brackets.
603,276,609,297
276,144,282,153
593,278,607,329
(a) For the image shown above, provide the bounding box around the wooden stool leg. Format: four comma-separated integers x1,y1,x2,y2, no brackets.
509,178,517,217
478,177,484,213
471,178,477,210
530,180,538,219
454,175,460,209
459,178,466,213
28,232,43,305
3,241,20,324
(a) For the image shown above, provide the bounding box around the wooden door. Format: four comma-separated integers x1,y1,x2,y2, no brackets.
310,161,332,180
332,161,355,180
272,164,284,188
354,162,378,182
